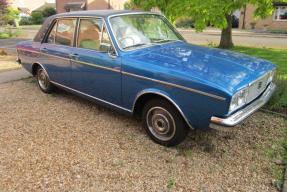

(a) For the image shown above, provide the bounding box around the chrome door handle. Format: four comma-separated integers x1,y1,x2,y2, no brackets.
69,53,79,60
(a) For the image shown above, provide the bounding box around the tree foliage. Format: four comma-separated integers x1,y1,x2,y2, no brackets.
42,7,56,18
131,0,287,48
0,0,9,25
3,7,19,25
31,11,44,24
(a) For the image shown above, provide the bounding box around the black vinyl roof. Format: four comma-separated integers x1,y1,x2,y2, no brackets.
55,10,145,18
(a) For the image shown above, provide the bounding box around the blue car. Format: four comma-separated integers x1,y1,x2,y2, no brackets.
16,10,276,146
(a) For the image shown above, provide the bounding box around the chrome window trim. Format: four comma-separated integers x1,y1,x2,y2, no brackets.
50,81,132,113
45,18,78,47
75,17,118,56
76,17,103,49
107,12,185,52
41,16,118,56
75,16,118,56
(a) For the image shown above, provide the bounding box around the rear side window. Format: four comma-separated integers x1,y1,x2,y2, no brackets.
55,19,77,46
77,18,102,51
46,19,76,46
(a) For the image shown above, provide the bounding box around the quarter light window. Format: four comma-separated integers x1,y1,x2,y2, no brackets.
55,19,77,46
47,22,57,44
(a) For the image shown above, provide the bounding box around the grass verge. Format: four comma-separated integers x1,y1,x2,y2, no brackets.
0,56,21,72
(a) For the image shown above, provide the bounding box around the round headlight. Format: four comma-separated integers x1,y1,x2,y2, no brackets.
229,88,248,113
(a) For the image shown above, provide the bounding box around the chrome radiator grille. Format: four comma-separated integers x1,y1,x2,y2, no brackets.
246,73,269,103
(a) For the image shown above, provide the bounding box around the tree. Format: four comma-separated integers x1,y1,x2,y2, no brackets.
42,7,56,17
3,7,20,26
31,11,44,24
131,0,287,49
0,0,9,25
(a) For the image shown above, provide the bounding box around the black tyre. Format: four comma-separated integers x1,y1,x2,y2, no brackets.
142,99,188,146
36,66,54,93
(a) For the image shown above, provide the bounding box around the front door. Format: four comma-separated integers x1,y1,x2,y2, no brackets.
70,18,122,105
40,18,77,86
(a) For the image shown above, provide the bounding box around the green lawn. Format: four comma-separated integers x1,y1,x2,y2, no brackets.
232,46,287,75
232,46,287,114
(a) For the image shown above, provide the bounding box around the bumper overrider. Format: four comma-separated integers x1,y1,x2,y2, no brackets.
210,82,276,128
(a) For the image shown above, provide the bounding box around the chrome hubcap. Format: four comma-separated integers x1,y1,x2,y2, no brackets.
146,107,176,141
38,69,49,90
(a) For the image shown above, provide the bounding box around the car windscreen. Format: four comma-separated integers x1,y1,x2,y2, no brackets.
109,14,183,50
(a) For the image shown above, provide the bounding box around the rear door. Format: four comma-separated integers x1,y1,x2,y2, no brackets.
70,18,122,105
40,18,77,86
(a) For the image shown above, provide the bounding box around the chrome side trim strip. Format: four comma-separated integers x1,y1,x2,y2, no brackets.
17,48,41,54
18,48,70,61
132,90,194,129
122,71,226,101
210,82,276,127
18,48,225,100
40,51,71,61
50,81,132,113
72,59,121,73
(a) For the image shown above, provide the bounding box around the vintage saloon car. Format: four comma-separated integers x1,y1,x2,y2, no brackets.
16,10,276,146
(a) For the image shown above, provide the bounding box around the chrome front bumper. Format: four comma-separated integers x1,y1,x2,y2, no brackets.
210,82,276,128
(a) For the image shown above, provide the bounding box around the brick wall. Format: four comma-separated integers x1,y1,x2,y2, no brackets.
239,5,287,31
56,0,128,13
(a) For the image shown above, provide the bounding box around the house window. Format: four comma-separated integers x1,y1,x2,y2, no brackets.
273,6,287,21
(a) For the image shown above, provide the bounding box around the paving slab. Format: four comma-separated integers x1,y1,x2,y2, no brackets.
0,68,31,84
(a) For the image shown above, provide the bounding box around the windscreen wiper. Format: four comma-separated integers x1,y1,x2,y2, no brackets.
153,39,177,43
123,43,148,50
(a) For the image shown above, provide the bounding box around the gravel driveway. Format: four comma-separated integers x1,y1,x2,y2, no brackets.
0,79,285,191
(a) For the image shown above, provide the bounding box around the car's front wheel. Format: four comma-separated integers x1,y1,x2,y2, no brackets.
36,66,54,93
142,99,188,146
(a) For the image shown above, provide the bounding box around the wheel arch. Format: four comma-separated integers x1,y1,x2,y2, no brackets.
132,89,194,129
31,62,50,78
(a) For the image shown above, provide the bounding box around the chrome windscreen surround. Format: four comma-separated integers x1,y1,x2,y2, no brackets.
210,82,276,127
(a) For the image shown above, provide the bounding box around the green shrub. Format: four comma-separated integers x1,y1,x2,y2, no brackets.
42,7,56,17
31,11,43,24
0,27,22,39
3,7,19,26
175,17,194,28
266,73,287,114
19,17,33,25
0,32,10,39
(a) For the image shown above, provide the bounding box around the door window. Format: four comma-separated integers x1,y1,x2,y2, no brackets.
55,19,77,46
78,19,103,51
